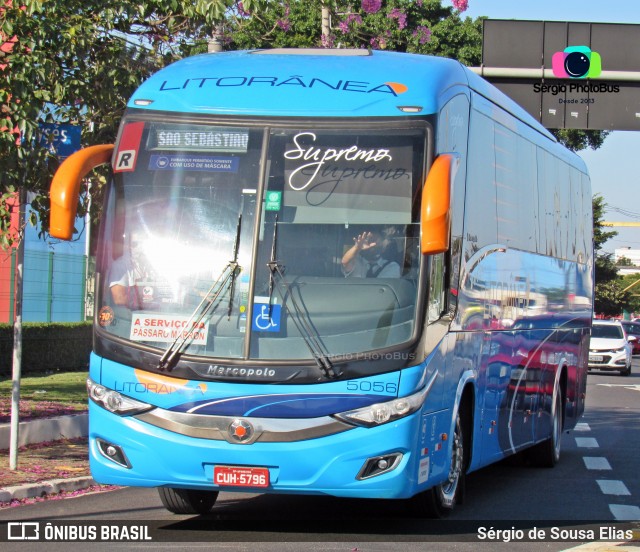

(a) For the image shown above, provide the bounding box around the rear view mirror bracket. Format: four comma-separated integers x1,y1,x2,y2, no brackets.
49,144,114,240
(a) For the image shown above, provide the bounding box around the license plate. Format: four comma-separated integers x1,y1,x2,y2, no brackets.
589,355,603,362
214,466,270,488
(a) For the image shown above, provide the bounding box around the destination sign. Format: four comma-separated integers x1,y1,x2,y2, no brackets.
147,125,249,153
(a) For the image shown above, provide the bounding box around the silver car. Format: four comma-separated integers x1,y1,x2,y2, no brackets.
588,320,635,376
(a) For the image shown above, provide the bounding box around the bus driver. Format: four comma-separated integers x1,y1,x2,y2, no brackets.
341,229,401,278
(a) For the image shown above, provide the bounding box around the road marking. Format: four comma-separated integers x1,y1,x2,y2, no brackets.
583,384,640,527
596,383,640,391
583,457,612,470
575,437,599,448
609,504,640,520
596,480,631,496
561,543,631,551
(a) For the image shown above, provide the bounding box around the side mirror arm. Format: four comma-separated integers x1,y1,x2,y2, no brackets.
49,144,114,240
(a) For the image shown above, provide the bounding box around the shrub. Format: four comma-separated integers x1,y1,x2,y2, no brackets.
0,322,92,376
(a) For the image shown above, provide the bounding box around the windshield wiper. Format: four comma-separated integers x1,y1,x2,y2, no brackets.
227,215,242,319
267,219,338,379
267,214,279,310
158,215,242,372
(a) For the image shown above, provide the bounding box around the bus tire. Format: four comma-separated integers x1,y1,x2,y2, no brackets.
158,487,219,515
409,407,467,518
528,387,563,468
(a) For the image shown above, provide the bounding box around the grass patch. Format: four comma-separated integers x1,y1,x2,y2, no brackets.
0,371,88,404
0,372,88,422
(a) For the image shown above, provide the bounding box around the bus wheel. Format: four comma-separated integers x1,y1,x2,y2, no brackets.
528,388,563,468
409,410,466,518
158,487,219,515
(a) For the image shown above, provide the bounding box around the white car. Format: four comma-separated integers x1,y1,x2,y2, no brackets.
588,320,635,376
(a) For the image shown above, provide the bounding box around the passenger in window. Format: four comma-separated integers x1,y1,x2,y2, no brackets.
341,229,401,278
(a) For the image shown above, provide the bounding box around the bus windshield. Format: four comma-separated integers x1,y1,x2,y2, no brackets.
96,116,427,363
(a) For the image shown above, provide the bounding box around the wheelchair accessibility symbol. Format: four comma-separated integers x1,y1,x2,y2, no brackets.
252,303,281,332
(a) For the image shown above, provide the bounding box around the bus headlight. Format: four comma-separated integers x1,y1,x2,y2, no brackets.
87,378,153,416
333,384,431,428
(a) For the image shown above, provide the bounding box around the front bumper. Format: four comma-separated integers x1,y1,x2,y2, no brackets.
588,350,629,370
88,402,444,500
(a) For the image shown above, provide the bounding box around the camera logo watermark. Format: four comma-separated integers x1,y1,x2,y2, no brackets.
7,522,40,540
552,46,602,79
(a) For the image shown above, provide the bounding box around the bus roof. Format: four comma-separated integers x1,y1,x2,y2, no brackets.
129,48,575,162
129,49,469,118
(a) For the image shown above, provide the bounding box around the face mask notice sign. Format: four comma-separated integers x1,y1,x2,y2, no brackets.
148,154,239,173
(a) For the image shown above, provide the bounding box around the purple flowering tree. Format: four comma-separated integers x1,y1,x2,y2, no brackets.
227,0,480,65
361,0,383,14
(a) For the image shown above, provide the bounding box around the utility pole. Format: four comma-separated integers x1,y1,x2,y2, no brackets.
321,4,331,42
9,187,26,470
208,24,224,53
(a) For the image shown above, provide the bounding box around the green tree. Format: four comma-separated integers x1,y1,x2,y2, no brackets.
620,273,640,315
594,280,630,317
616,255,634,267
591,194,630,316
0,0,273,247
592,194,618,284
550,129,610,153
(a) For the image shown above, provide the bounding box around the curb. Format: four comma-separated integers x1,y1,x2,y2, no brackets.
0,413,88,449
0,476,96,504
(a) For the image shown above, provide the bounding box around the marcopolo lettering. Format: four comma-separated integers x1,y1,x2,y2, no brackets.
206,365,277,378
159,76,406,96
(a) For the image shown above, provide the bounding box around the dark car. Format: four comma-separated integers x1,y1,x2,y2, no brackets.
621,321,640,356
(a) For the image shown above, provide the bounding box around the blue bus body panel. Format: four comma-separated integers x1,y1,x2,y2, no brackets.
87,350,459,499
129,50,468,118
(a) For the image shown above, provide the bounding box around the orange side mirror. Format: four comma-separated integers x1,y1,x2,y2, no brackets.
421,153,458,255
49,144,114,240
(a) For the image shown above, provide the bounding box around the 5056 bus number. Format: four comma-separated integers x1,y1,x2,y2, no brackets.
346,381,398,394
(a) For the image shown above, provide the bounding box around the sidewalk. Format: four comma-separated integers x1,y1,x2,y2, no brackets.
0,414,99,507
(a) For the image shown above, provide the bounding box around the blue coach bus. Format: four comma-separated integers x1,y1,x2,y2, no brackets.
50,49,593,517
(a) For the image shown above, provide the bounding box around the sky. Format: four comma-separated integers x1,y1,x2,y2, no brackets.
463,0,640,254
